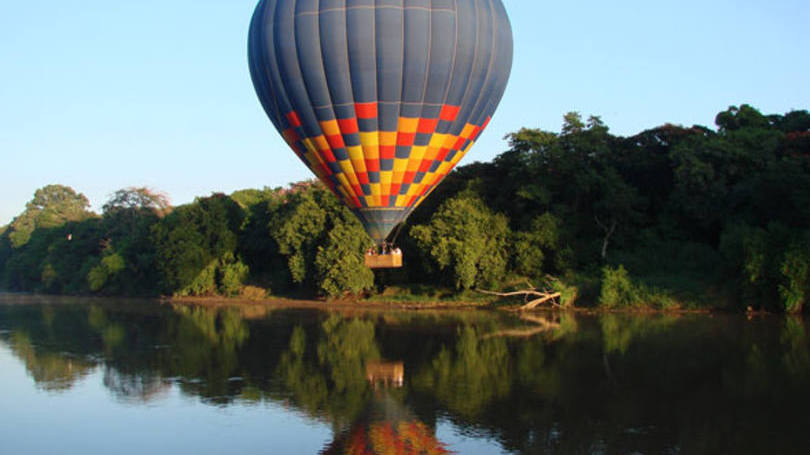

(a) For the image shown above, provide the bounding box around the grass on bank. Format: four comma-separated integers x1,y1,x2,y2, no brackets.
363,284,496,305
358,258,730,312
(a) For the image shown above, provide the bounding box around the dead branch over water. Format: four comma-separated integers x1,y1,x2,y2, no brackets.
476,279,562,311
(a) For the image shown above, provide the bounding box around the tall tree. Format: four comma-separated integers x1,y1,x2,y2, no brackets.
151,194,243,296
8,185,93,248
87,188,171,295
411,192,510,290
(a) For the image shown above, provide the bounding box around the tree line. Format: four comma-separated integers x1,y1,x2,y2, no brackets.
1,104,808,312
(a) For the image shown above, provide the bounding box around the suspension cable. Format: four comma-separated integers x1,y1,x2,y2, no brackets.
389,222,406,246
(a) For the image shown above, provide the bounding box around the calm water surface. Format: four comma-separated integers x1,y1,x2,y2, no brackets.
1,294,809,454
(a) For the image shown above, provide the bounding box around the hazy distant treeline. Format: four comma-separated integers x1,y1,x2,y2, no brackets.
1,105,808,312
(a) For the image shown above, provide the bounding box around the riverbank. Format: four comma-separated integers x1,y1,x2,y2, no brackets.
0,290,792,323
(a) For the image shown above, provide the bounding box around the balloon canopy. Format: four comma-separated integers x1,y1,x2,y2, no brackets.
249,0,513,244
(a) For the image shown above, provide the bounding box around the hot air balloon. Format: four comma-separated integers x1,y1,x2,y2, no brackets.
248,0,513,268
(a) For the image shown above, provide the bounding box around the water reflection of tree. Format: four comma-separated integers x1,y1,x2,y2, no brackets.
161,305,250,403
277,315,381,427
0,304,102,391
413,325,511,418
6,331,96,391
781,317,810,383
88,305,126,353
443,315,810,455
5,302,810,454
99,304,260,404
102,367,169,403
599,313,685,356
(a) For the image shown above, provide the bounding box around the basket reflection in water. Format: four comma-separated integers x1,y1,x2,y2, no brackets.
366,361,405,389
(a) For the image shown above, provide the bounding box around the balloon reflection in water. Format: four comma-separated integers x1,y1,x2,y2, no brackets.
321,360,451,455
322,419,451,455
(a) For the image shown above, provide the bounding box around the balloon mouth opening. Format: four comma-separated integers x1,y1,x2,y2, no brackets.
355,208,411,246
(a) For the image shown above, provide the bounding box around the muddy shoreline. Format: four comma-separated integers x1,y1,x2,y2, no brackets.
1,291,781,318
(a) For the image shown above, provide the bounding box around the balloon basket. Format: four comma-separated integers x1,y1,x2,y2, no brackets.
365,252,403,269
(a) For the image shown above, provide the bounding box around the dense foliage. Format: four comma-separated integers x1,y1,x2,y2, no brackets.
0,184,373,298
1,105,808,310
403,105,810,312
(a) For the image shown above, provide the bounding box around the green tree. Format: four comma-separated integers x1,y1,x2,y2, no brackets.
151,194,245,296
103,187,170,217
715,104,771,132
600,265,640,309
0,186,99,293
779,233,810,314
513,212,569,277
219,253,250,297
718,222,805,312
87,251,125,292
269,182,374,295
88,187,170,296
593,166,645,261
232,188,286,290
0,226,9,287
3,217,103,294
562,111,586,135
270,186,328,285
7,185,93,248
411,192,510,290
670,105,784,241
494,128,558,227
315,223,374,297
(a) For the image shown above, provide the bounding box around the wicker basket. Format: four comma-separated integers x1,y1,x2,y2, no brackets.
365,253,403,269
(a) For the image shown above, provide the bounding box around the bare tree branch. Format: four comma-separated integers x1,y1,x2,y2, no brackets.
476,280,562,310
483,314,562,339
595,214,618,261
522,293,562,310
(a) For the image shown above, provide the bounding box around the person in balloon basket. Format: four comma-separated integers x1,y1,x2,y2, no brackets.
365,243,402,256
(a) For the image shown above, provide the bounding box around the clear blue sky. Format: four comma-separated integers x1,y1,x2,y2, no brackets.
1,0,808,225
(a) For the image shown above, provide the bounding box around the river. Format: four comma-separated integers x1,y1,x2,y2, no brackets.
1,294,808,454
